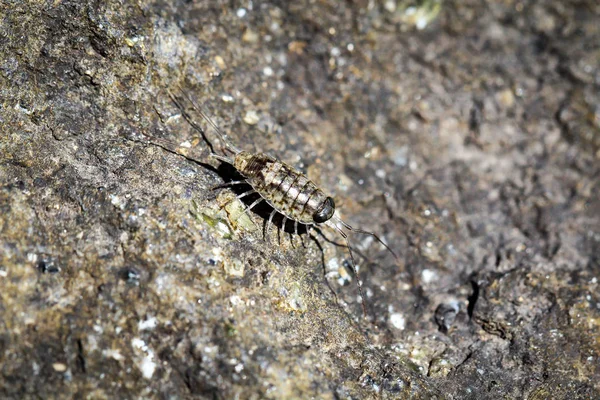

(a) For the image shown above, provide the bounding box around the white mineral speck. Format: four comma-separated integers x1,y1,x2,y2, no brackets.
389,313,406,330
140,355,156,379
132,338,157,379
236,8,247,18
263,66,274,76
243,110,260,125
138,316,158,331
384,1,396,13
14,102,33,115
421,269,437,284
216,221,231,237
52,363,67,372
230,295,243,306
416,16,428,30
103,349,124,361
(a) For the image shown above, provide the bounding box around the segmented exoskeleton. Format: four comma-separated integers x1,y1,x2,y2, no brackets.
128,89,399,316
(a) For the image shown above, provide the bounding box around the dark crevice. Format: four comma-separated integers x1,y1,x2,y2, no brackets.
467,279,479,319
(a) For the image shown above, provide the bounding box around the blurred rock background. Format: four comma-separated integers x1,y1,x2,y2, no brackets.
0,0,598,398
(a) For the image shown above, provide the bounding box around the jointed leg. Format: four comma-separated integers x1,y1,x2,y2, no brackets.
209,153,235,164
278,216,287,246
294,221,306,248
300,225,311,248
210,180,247,191
235,190,256,201
232,198,263,224
218,189,255,211
264,209,277,243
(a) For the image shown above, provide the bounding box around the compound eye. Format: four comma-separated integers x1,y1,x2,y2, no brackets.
313,197,335,223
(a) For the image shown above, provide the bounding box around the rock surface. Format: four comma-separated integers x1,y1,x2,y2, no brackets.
0,0,598,398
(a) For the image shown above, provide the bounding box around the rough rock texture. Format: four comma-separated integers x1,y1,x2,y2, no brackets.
1,0,598,399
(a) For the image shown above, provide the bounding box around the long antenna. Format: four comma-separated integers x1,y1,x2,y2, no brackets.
333,216,400,262
171,89,241,155
123,130,209,166
166,90,217,155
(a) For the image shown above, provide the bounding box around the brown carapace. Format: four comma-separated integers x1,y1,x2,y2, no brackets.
128,89,399,317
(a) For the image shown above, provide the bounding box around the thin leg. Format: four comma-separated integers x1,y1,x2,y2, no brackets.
210,180,247,191
233,198,263,222
300,225,310,248
218,189,255,211
278,216,287,246
294,221,307,248
210,153,235,164
264,209,277,243
235,190,256,201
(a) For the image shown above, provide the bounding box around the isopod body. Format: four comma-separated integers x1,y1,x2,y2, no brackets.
233,151,335,226
127,88,399,317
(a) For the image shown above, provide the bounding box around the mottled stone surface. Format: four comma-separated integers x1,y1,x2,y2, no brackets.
1,1,598,399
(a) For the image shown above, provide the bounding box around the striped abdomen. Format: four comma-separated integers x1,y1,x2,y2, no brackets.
233,151,334,225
